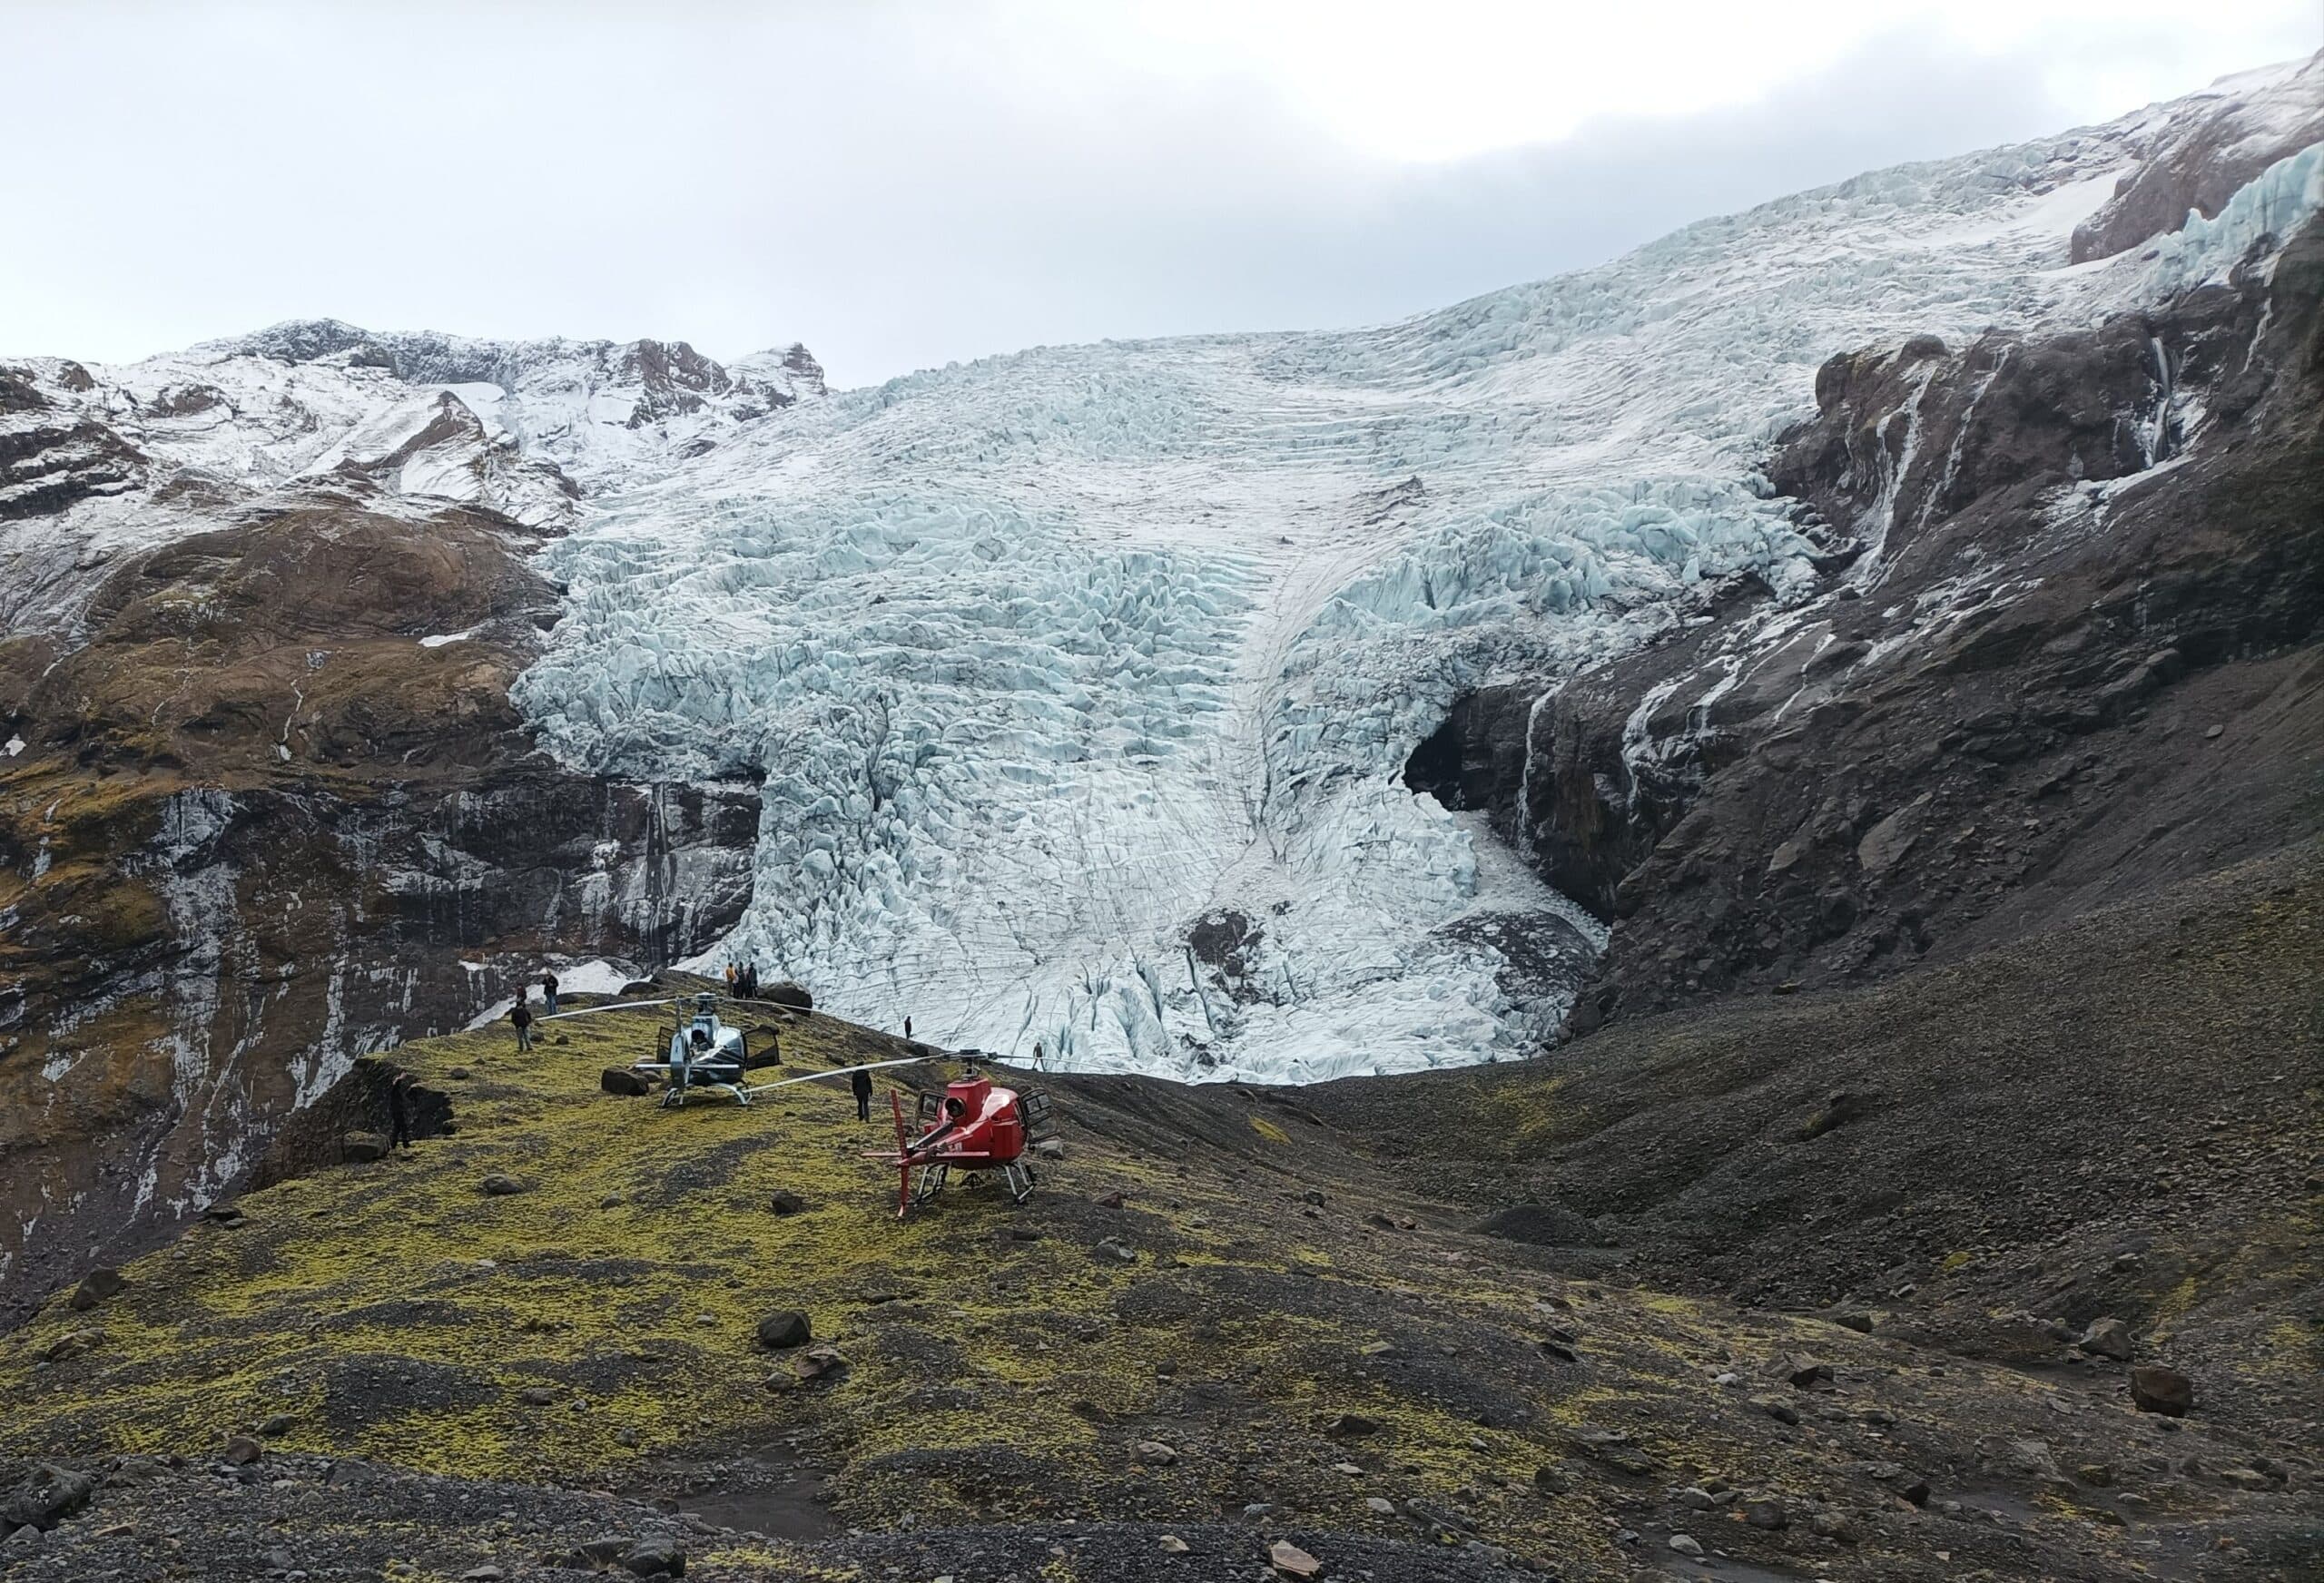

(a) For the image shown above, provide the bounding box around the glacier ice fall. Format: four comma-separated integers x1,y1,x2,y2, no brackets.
496,77,2322,1085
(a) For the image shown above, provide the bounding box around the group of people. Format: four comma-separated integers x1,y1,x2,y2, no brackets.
724,961,766,998
506,969,561,1051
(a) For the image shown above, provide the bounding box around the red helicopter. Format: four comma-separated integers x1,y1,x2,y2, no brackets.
864,1061,1053,1216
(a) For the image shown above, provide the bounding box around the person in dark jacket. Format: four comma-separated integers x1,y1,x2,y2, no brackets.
388,1071,416,1150
852,1065,874,1123
902,1015,912,1041
511,993,534,1053
541,971,559,1018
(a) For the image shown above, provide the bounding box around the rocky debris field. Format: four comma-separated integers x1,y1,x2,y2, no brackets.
5,935,2319,1580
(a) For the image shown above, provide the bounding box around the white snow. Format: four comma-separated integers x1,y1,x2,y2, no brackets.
7,62,2317,1088
512,69,2324,1083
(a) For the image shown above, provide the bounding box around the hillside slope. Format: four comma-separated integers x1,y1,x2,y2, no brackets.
5,932,2317,1581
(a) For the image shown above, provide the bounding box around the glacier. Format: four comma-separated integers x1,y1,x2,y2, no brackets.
513,63,2324,1084
12,62,2319,1086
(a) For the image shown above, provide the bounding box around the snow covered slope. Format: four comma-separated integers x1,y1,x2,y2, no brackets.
0,322,822,634
514,60,2324,1083
9,60,2316,1088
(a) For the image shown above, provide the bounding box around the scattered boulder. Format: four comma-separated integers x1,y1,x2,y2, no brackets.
257,1413,294,1438
755,1311,812,1350
1033,1137,1066,1160
218,1433,263,1466
1568,1428,1657,1477
0,1464,94,1531
1268,1539,1324,1578
1809,1509,1859,1544
1669,1533,1704,1557
2077,1317,2134,1361
601,1067,653,1097
1321,1413,1380,1439
517,1386,558,1407
1531,1466,1574,1495
478,1174,529,1196
761,981,812,1010
1743,1497,1787,1529
36,1331,99,1363
68,1267,125,1311
1093,1237,1138,1263
1133,1440,1178,1466
1751,1394,1801,1426
1767,1352,1833,1388
618,979,660,998
766,1189,807,1215
341,1132,389,1164
2131,1364,2194,1417
1159,1534,1190,1552
789,1345,845,1381
622,1534,686,1577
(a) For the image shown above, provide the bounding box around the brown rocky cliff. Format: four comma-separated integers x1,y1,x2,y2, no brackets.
0,497,757,1324
1423,222,2324,1032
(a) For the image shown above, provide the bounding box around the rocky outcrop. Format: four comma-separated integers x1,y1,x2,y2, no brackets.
0,497,757,1324
1423,215,2324,1032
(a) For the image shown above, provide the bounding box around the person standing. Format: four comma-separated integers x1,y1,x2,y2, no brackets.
511,992,534,1054
541,970,559,1018
1032,1040,1045,1071
724,962,738,993
902,1015,913,1041
852,1064,874,1123
388,1071,416,1151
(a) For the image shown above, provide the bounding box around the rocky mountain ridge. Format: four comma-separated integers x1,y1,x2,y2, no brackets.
0,323,820,1320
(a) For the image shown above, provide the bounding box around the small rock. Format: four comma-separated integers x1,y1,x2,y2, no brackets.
622,1534,684,1577
1531,1466,1573,1495
1767,1352,1832,1388
1674,1486,1718,1510
1356,1342,1398,1358
1750,1395,1800,1426
601,1067,653,1097
1158,1533,1189,1552
2131,1364,2194,1417
1321,1413,1379,1439
1332,1461,1363,1476
601,1194,625,1209
1,1464,95,1531
1829,1310,1876,1334
2205,723,2224,739
341,1132,389,1164
1364,1496,1396,1514
755,1311,812,1350
68,1268,126,1311
1268,1539,1324,1578
766,1189,807,1215
616,1428,639,1448
1095,1190,1127,1208
1809,1509,1858,1544
37,1331,99,1363
221,1435,263,1466
790,1345,845,1381
1133,1440,1178,1466
478,1174,528,1196
517,1387,557,1407
1743,1497,1787,1530
2074,1462,2113,1487
461,1568,507,1582
256,1414,294,1438
2078,1317,2134,1361
448,1067,472,1080
1668,1533,1704,1557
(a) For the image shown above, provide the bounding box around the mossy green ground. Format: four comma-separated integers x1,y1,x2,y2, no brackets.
6,996,2296,1579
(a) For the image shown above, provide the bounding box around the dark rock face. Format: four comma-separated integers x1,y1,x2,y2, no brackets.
1436,218,2324,1033
0,499,757,1325
1401,683,1540,838
2068,62,2324,264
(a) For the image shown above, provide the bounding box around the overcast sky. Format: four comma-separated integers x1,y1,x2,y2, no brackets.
4,1,2317,386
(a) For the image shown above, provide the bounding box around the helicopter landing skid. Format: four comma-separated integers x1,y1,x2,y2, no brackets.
658,1076,749,1108
1001,1160,1037,1204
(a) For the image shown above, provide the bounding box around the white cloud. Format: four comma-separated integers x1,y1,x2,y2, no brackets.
0,2,2313,381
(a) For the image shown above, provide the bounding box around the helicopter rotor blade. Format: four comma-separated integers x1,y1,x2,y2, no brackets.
737,1054,933,1096
537,998,677,1022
